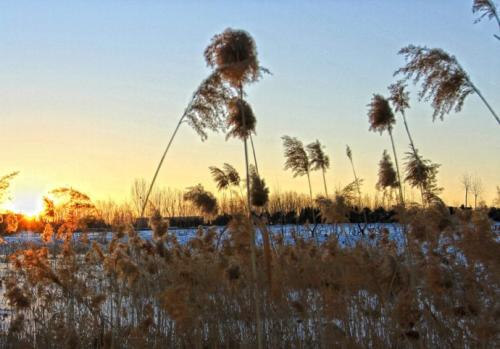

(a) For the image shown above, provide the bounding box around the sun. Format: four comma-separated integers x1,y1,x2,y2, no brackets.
3,192,44,217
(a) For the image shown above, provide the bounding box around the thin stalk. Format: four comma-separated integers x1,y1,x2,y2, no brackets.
240,85,263,349
140,98,195,217
321,168,329,197
349,156,369,229
471,83,500,126
306,171,316,226
250,134,259,175
400,111,417,155
400,110,427,206
388,128,405,206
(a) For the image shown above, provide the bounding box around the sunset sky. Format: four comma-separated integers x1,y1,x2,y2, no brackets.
1,1,499,214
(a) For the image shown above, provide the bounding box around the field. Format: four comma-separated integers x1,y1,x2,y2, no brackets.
1,1,500,348
0,214,499,348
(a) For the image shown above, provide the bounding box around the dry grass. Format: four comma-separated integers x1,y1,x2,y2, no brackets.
1,205,498,348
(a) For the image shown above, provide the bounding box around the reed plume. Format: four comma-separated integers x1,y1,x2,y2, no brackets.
404,148,442,204
226,97,257,140
5,213,18,233
368,95,405,205
183,185,218,219
204,28,264,87
0,171,19,203
472,0,500,27
377,150,399,190
209,166,231,191
307,140,330,197
395,45,499,125
150,209,169,240
206,29,266,348
141,72,234,216
223,163,241,186
250,166,269,208
282,136,316,223
282,136,310,178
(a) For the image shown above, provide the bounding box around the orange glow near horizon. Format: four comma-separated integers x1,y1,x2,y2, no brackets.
1,192,44,217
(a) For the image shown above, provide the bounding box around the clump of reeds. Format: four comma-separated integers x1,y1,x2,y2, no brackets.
183,184,218,219
2,205,499,348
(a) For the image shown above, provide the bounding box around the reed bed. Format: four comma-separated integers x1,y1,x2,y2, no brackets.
0,206,498,348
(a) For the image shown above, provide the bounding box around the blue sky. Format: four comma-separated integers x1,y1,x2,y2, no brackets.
1,0,499,212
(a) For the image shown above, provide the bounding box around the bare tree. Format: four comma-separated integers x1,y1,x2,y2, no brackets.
471,176,483,209
131,178,148,217
494,186,500,207
461,174,472,208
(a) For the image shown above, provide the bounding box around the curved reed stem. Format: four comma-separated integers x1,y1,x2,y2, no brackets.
471,84,500,126
249,134,259,175
388,128,405,206
322,168,329,197
240,85,263,349
140,98,195,217
348,153,369,229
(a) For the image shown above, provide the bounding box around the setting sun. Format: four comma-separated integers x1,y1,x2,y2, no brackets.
2,192,44,217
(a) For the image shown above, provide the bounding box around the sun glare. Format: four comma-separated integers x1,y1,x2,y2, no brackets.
4,192,44,217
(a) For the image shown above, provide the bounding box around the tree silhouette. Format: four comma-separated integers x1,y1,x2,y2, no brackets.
368,94,405,205
395,45,499,125
461,174,472,208
471,176,483,209
307,140,330,197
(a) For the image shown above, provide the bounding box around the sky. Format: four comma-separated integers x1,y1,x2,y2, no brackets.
1,0,499,214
